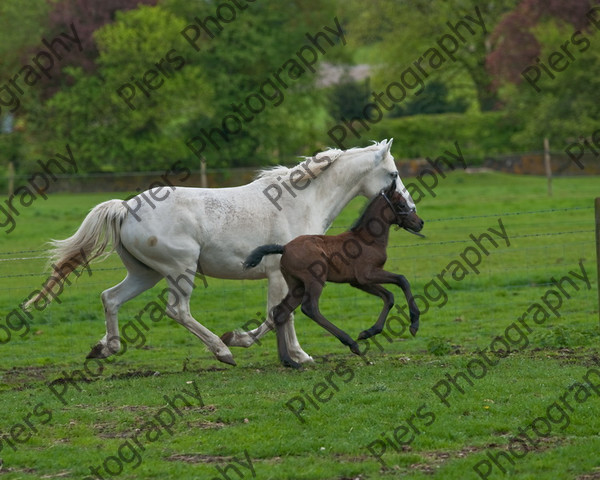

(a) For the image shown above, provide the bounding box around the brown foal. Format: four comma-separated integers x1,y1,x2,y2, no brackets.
242,181,424,367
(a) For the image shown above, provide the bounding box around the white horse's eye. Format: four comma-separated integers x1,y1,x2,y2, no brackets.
390,171,398,178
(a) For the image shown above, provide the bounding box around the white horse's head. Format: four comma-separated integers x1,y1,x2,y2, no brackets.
257,139,416,217
355,139,416,211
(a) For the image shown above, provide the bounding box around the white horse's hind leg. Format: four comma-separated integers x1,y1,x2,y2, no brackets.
223,272,313,363
221,315,274,347
163,271,236,366
267,274,313,364
88,250,162,359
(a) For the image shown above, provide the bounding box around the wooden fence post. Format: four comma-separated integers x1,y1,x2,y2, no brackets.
7,161,14,196
596,197,600,326
200,157,207,188
544,137,552,196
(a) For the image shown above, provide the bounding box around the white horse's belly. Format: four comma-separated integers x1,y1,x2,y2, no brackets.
119,186,281,280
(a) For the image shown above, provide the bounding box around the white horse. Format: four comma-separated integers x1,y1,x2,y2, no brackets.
25,139,415,366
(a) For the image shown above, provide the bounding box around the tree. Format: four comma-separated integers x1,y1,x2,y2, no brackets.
501,25,600,150
328,75,371,120
343,0,520,112
27,5,211,172
27,0,342,171
486,0,593,86
162,0,339,165
40,0,159,98
390,80,469,117
0,0,50,79
487,0,600,148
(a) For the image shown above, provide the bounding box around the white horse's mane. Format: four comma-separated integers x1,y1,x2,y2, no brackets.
256,141,388,183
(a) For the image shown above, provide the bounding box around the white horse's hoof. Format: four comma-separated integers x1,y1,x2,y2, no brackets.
216,352,237,366
292,353,314,364
86,341,120,359
87,344,109,358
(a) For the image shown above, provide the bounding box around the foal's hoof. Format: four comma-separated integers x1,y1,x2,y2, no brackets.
349,342,362,356
87,343,110,359
216,352,237,366
409,324,419,336
357,330,371,341
281,358,302,369
220,331,234,346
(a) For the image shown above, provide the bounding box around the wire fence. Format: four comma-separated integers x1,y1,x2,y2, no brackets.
1,206,595,294
0,204,597,366
4,148,600,196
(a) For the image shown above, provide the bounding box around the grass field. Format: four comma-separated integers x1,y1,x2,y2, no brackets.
0,171,599,479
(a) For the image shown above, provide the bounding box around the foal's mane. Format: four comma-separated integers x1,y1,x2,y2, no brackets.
255,141,387,183
350,194,385,232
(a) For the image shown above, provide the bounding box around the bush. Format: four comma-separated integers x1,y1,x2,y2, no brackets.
364,111,523,163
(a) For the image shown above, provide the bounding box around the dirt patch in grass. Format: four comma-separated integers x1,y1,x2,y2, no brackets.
332,453,375,463
0,365,58,389
40,470,72,478
404,445,486,474
166,453,235,464
186,420,226,429
94,421,133,438
97,403,155,413
577,468,600,480
395,437,573,474
107,369,160,380
538,348,600,367
0,466,37,476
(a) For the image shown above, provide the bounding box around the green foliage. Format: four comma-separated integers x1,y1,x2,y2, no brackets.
500,24,600,149
24,5,209,172
343,0,520,112
327,75,371,120
23,1,344,171
0,131,22,166
0,0,50,76
2,0,599,176
391,80,469,117
163,0,338,165
366,111,522,160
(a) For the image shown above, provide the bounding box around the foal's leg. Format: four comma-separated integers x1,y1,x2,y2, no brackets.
364,270,420,336
300,284,361,356
221,271,314,364
88,246,162,359
350,283,395,341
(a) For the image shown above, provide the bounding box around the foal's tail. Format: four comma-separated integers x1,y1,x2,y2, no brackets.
23,200,129,310
243,244,285,270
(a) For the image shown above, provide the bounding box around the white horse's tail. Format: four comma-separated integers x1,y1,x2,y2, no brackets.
24,200,128,310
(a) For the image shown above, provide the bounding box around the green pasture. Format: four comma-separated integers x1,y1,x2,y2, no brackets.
0,172,599,479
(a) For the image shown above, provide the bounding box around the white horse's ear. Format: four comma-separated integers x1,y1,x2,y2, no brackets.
384,139,393,156
375,139,393,164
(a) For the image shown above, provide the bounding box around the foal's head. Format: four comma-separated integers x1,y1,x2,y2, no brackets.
381,182,424,235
